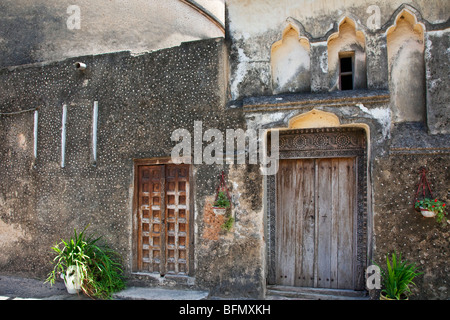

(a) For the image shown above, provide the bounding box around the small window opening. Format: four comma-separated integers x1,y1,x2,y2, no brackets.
339,52,354,90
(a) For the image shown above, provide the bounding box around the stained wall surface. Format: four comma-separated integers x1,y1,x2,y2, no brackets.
227,0,450,299
0,0,449,300
0,38,266,298
0,0,224,68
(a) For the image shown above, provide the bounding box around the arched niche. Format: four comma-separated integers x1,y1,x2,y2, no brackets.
271,24,311,94
327,17,367,91
285,109,371,150
288,109,340,129
386,9,425,123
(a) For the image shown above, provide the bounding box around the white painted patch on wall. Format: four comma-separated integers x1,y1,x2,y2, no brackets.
247,112,286,131
92,101,99,165
426,29,450,36
425,29,450,83
357,103,391,140
0,219,32,258
61,104,67,168
33,110,38,159
319,50,328,74
230,47,250,100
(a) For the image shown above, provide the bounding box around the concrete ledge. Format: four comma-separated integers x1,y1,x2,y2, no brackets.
242,90,390,113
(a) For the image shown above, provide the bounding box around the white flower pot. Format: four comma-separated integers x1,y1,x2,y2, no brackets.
420,207,437,218
213,207,227,215
61,265,82,294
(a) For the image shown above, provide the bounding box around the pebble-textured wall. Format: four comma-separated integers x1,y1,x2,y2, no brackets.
0,38,266,297
1,28,449,299
373,153,450,299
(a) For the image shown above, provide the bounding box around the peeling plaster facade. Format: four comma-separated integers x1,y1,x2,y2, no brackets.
0,1,449,299
0,0,225,68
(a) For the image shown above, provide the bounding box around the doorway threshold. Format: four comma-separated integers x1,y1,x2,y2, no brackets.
128,272,196,288
266,285,369,300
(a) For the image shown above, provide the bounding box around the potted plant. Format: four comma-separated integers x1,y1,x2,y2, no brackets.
46,226,125,299
61,265,82,294
415,198,447,224
212,191,230,215
378,251,422,300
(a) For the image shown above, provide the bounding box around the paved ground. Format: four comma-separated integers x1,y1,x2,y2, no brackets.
0,275,92,300
0,274,214,300
0,274,369,300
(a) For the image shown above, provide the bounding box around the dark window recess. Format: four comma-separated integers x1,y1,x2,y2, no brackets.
339,56,353,90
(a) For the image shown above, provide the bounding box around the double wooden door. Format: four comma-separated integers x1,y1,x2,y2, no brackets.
275,157,357,290
135,163,190,275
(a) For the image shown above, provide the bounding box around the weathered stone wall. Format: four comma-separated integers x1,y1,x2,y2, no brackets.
0,0,224,68
425,29,450,135
373,153,450,300
226,0,450,299
1,0,449,300
0,38,266,297
226,1,449,109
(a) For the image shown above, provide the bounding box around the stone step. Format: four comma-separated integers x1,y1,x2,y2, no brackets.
113,287,210,300
267,285,369,300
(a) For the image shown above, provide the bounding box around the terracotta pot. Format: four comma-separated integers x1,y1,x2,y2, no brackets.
420,207,437,218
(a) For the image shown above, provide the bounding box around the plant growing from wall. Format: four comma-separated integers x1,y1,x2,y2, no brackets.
377,251,422,300
46,225,125,299
221,215,234,232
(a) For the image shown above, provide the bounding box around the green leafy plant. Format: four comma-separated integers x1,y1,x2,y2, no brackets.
46,226,125,299
222,216,234,232
415,198,447,225
213,191,231,209
378,251,422,300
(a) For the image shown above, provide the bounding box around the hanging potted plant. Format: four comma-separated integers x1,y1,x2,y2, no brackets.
213,190,230,215
212,171,232,215
412,167,448,226
415,198,447,224
378,251,422,300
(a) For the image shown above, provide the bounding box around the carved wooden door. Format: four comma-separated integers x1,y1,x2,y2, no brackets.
135,164,190,275
275,157,357,290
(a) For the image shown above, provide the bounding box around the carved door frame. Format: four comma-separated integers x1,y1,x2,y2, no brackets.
266,127,368,290
132,158,194,276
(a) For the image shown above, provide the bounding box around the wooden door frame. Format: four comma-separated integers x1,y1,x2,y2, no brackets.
266,127,368,291
132,157,195,276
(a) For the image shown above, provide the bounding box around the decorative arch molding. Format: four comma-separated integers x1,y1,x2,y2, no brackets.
284,15,370,44
284,5,446,44
271,23,311,59
327,16,366,45
385,9,425,40
284,17,314,42
326,16,367,91
381,4,427,34
288,109,340,129
283,109,372,150
386,8,426,123
271,23,312,94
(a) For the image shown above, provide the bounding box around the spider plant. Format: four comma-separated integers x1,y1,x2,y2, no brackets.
378,251,422,300
46,225,125,299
